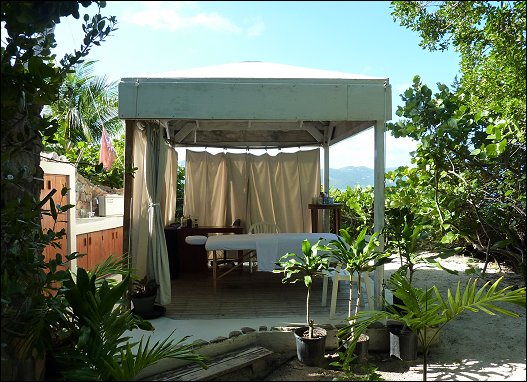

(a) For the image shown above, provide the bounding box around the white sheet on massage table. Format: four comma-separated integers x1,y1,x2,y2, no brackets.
205,232,340,272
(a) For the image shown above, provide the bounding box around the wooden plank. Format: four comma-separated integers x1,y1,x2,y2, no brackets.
153,346,273,381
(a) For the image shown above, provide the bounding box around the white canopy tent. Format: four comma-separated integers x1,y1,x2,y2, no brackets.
118,61,392,309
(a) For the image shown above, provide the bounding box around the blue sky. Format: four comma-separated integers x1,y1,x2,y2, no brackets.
51,1,461,169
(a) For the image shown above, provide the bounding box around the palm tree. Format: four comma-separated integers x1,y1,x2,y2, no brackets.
43,60,122,155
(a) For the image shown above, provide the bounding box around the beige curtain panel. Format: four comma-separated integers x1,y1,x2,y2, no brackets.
130,122,177,306
184,148,320,233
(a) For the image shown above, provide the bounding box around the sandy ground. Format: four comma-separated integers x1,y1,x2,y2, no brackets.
259,254,526,381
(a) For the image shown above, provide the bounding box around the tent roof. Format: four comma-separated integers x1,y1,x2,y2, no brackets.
133,61,385,80
118,61,392,148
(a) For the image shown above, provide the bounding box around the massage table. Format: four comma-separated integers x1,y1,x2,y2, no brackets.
205,232,340,291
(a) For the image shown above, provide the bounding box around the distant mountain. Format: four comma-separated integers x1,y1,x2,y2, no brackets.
178,160,395,189
325,166,397,190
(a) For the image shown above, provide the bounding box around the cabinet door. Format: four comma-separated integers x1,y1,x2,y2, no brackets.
76,234,89,270
88,230,104,270
112,227,123,259
101,229,114,263
40,174,69,271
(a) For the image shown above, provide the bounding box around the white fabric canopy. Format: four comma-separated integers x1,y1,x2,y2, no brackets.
183,149,320,232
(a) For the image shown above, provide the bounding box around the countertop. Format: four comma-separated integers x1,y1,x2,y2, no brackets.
76,215,124,235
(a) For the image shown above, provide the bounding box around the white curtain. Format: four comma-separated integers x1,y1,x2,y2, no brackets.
162,146,178,226
131,125,149,277
184,149,320,233
131,122,172,305
145,123,171,305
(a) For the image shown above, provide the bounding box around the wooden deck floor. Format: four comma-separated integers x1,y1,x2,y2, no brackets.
164,264,353,321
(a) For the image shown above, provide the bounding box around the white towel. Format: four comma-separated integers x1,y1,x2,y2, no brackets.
254,234,280,272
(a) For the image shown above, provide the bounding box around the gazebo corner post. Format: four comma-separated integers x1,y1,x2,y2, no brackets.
123,119,135,307
373,119,386,310
323,141,330,232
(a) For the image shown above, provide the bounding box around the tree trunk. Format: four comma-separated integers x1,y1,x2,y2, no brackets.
307,287,313,338
1,109,46,381
1,110,44,207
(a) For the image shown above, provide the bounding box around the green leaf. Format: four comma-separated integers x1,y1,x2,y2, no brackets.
440,231,457,244
485,143,497,157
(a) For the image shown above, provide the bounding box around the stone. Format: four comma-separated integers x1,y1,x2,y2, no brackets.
228,331,242,338
210,336,228,343
241,326,256,334
191,339,209,348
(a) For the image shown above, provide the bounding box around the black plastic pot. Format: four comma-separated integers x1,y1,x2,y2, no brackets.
294,326,327,366
131,295,166,319
385,292,406,315
388,324,417,361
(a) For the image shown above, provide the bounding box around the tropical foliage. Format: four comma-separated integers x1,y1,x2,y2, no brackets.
176,165,186,220
65,133,126,189
387,75,525,273
1,187,78,377
332,186,375,235
391,1,526,127
338,271,526,381
388,1,526,278
42,59,126,188
330,1,525,283
51,265,205,380
43,60,122,153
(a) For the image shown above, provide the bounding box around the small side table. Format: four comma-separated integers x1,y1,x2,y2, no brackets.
308,203,343,233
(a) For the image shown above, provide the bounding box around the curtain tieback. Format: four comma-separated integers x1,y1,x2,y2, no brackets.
148,203,160,208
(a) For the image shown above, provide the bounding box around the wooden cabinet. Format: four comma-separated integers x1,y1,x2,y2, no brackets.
76,227,123,271
164,225,244,278
40,173,70,270
111,227,123,258
76,234,89,269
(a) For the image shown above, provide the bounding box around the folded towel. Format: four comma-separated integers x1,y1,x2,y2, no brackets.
255,234,279,272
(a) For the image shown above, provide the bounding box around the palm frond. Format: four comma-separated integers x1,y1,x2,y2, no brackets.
105,330,207,380
339,275,526,357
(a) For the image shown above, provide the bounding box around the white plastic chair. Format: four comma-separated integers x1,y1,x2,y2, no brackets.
321,264,374,319
248,221,280,234
246,221,280,271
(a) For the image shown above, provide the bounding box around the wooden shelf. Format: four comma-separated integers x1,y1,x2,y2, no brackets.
307,204,343,233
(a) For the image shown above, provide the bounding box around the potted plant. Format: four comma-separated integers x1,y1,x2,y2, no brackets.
384,214,461,358
274,238,331,366
341,272,526,381
130,275,164,319
323,227,392,363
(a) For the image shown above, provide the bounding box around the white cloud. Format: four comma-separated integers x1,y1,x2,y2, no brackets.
123,2,261,36
246,20,265,37
327,129,416,169
329,130,374,169
386,135,417,168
